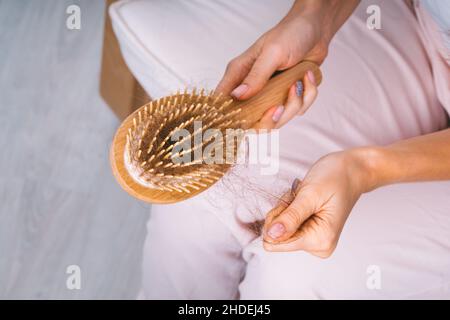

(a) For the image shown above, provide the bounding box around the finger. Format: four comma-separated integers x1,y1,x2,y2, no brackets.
263,178,300,243
263,188,296,230
273,81,303,129
252,105,285,131
263,224,310,252
298,70,318,115
256,75,314,130
263,217,337,258
215,48,258,96
265,241,335,258
263,189,316,243
236,46,281,100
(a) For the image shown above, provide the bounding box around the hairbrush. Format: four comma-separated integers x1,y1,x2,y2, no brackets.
110,61,322,204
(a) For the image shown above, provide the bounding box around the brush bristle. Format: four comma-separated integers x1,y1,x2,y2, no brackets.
124,89,246,193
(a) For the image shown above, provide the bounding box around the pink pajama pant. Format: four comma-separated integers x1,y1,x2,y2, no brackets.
130,0,450,299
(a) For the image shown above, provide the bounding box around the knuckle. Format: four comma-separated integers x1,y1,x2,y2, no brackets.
319,233,337,253
246,68,263,82
316,250,333,259
283,207,303,227
226,58,240,71
292,102,302,114
266,43,283,60
297,187,320,205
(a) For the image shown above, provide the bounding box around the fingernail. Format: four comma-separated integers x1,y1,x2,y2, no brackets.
291,178,300,194
231,84,249,99
307,70,316,85
272,105,284,122
268,223,285,239
295,80,304,97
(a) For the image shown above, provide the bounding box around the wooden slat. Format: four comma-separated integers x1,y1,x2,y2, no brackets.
99,0,150,120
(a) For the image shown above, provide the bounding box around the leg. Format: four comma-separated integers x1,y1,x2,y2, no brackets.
140,195,246,299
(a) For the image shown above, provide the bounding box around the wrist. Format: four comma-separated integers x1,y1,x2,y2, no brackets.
346,146,387,193
290,0,360,43
288,0,333,40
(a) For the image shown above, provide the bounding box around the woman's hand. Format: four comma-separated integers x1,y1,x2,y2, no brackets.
263,127,450,257
262,148,376,258
216,0,360,129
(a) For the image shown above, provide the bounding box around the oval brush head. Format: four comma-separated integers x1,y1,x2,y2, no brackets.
124,89,243,195
110,61,322,204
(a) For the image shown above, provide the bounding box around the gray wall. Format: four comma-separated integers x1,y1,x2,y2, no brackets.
0,0,150,299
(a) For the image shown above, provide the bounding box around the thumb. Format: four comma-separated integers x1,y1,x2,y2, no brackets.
265,191,315,243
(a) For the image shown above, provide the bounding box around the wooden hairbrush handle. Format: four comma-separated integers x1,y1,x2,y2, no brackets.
236,61,322,128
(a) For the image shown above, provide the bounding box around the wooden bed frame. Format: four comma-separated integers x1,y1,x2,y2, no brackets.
99,0,149,120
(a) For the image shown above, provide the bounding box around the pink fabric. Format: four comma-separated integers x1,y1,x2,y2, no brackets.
414,0,450,115
139,0,450,299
